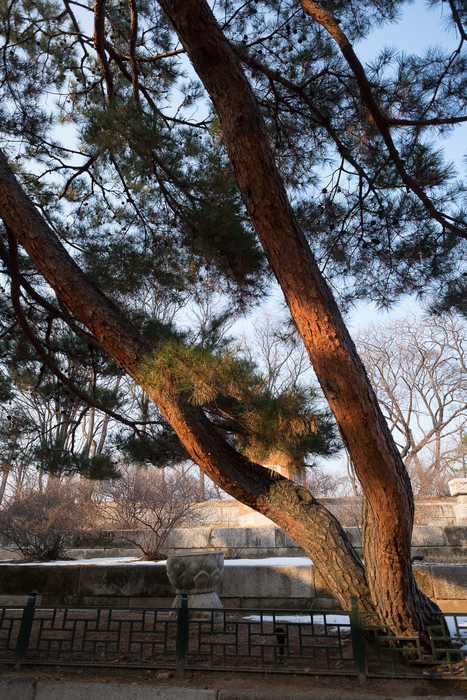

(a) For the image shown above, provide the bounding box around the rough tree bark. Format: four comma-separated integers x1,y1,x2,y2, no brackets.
0,150,371,613
155,0,439,637
0,0,441,641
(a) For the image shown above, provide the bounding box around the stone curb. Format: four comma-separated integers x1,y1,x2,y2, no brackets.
0,675,37,700
0,677,217,699
34,681,217,699
1,678,466,700
217,693,384,700
217,695,467,700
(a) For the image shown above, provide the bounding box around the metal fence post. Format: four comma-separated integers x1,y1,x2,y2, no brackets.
14,591,37,670
175,594,188,678
350,595,368,684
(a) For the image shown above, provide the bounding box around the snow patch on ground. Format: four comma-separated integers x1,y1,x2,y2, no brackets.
0,557,165,566
0,556,314,567
244,613,350,626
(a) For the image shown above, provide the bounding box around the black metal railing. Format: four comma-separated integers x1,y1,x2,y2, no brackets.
360,609,467,678
183,607,355,675
0,593,465,680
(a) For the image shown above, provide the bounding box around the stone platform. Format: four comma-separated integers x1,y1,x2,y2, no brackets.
0,559,465,613
47,524,467,563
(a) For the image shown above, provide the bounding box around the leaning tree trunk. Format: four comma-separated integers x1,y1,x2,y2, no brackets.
155,0,439,639
0,0,439,631
1,149,372,612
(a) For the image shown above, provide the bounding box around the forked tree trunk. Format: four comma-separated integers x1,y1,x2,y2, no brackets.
156,0,439,638
0,0,439,640
0,147,435,643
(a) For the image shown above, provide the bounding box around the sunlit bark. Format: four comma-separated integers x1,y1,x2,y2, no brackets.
0,0,443,639
156,0,440,638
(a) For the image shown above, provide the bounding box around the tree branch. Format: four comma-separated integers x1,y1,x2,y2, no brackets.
233,46,373,188
0,238,104,351
127,0,139,106
59,156,96,199
448,0,467,42
5,228,165,443
94,0,114,101
386,115,467,127
301,0,467,240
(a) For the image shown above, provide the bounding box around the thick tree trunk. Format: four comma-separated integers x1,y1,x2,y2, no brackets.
0,0,439,631
0,149,371,612
155,396,373,611
155,0,439,637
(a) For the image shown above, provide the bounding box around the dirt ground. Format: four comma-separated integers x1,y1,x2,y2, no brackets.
2,664,467,696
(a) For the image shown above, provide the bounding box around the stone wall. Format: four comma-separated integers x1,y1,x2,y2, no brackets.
2,524,467,563
189,497,461,528
0,560,465,613
1,497,462,562
54,524,467,563
162,525,467,563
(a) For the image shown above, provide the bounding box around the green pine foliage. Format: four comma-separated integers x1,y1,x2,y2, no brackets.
1,0,466,313
1,0,467,479
141,339,340,468
140,341,253,404
0,323,125,480
235,388,339,468
112,428,188,469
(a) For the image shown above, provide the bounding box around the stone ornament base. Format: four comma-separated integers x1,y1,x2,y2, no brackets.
166,550,224,623
170,591,223,623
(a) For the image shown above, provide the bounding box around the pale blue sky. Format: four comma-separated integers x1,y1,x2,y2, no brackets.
349,0,466,329
358,0,467,170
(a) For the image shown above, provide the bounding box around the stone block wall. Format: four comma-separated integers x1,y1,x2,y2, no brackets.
2,524,467,563
141,524,467,562
191,497,460,528
0,561,465,613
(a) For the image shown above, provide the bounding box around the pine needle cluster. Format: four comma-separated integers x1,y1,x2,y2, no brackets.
140,340,251,405
141,340,340,468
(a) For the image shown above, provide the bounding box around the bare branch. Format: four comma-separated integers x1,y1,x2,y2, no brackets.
386,115,467,127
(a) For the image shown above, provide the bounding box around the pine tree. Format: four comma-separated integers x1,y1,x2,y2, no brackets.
1,0,466,644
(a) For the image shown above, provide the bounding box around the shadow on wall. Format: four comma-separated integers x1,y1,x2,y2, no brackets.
0,559,466,613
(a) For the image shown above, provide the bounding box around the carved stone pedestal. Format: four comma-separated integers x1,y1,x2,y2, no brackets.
166,550,224,622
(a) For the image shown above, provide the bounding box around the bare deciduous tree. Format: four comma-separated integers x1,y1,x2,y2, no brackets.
0,479,95,560
357,314,467,495
241,314,314,395
304,467,349,498
97,466,202,561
